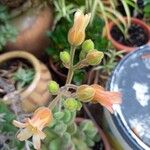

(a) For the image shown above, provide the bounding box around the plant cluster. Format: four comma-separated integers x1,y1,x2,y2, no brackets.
0,5,17,51
42,106,99,150
0,101,23,150
12,10,122,150
87,0,139,39
52,0,77,25
94,49,124,76
0,60,35,91
13,67,35,90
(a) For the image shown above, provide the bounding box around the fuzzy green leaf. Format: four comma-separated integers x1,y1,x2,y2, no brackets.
85,138,95,147
54,111,64,120
62,109,72,124
53,121,67,136
49,138,61,150
67,122,77,135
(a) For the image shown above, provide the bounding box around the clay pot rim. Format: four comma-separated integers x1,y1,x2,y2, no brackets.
107,17,150,52
75,117,111,150
0,51,41,99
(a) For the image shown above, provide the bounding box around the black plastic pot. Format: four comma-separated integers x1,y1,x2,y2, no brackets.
103,45,150,150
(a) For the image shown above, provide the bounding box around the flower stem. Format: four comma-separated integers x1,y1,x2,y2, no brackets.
66,46,76,84
48,46,76,110
48,94,61,109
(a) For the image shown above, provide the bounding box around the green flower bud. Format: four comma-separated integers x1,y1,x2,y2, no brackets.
86,50,104,66
64,98,78,111
60,51,70,64
48,80,59,95
82,39,94,53
76,101,82,111
76,85,95,102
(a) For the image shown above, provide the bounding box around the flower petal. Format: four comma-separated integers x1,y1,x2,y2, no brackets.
83,13,91,29
33,134,41,150
13,120,27,128
17,127,33,141
91,84,122,113
74,9,83,23
38,130,46,139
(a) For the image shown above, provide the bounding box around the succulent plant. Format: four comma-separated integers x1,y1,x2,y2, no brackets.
43,105,100,150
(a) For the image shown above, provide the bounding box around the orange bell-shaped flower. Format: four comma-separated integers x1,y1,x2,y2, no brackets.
68,10,91,46
13,107,52,150
91,84,122,113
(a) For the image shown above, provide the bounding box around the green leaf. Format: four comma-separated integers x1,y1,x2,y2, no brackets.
72,138,90,150
13,67,35,90
85,128,97,139
94,133,101,142
67,122,77,135
62,132,71,146
54,111,64,120
44,128,58,144
0,101,16,132
85,138,95,147
49,138,61,150
144,4,150,13
62,109,72,124
53,121,67,136
80,120,94,131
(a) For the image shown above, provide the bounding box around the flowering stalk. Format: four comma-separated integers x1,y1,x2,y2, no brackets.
66,46,76,84
12,9,122,150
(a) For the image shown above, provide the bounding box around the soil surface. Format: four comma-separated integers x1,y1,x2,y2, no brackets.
111,23,149,47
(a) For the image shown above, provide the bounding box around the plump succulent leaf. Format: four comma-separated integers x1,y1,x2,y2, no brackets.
49,138,61,150
62,132,71,146
86,137,95,147
44,128,58,144
53,121,67,136
62,109,72,124
67,122,77,135
54,111,64,120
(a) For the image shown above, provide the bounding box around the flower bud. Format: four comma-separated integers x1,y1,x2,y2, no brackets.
64,98,78,111
76,85,95,102
86,50,104,66
60,51,70,64
68,10,91,46
76,101,82,111
48,81,59,95
82,39,94,53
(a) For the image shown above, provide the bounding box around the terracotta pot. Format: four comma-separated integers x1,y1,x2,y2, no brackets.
5,4,53,57
107,18,150,52
0,51,52,112
75,117,111,150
